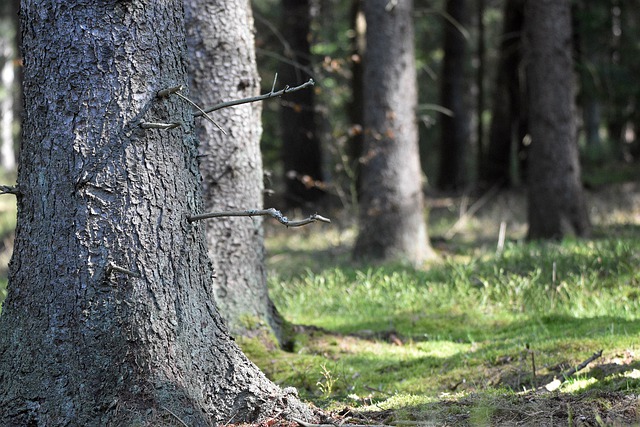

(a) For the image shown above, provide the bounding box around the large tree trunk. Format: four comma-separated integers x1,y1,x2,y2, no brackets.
280,0,324,207
184,0,284,343
353,0,434,265
524,0,590,239
480,0,525,187
437,0,470,191
0,2,312,425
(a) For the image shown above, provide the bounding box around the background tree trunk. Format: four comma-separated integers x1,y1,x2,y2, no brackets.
0,2,312,425
437,0,470,191
347,0,365,198
524,0,590,239
353,0,434,265
280,0,324,207
481,0,525,187
184,0,285,343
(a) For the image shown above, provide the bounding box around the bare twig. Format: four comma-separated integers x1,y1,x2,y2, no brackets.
157,85,183,98
140,122,182,130
543,349,603,391
187,208,331,227
161,406,189,427
527,343,537,389
196,77,315,115
174,91,227,134
496,221,507,255
0,184,20,195
562,349,603,380
106,263,141,279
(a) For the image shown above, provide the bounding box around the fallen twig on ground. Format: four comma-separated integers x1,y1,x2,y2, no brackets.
543,349,603,391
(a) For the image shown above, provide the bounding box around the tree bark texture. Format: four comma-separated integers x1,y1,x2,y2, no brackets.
0,1,313,425
437,0,470,191
481,0,525,187
280,0,324,207
353,0,433,265
184,0,284,343
524,0,590,239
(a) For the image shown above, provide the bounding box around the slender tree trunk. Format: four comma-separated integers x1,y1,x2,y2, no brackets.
437,0,470,191
481,0,525,187
476,0,485,181
354,0,434,265
524,0,590,239
0,1,312,425
184,0,285,343
280,0,324,207
348,0,365,198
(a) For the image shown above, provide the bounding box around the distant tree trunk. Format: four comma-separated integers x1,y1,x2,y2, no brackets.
354,0,434,264
0,1,312,425
280,0,324,207
481,0,525,187
348,0,365,197
437,0,470,191
524,0,591,239
184,0,285,343
476,0,485,180
574,0,604,153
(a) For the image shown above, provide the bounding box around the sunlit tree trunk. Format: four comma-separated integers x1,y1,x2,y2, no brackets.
524,0,590,239
0,1,312,425
354,0,434,264
184,0,285,343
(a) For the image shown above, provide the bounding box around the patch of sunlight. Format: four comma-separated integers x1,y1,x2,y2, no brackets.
562,377,598,393
360,393,436,411
624,369,640,379
415,340,472,359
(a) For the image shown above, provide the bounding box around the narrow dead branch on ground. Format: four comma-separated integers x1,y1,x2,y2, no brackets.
187,208,330,227
543,349,603,391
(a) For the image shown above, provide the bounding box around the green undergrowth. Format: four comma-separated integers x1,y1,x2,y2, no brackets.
243,219,640,423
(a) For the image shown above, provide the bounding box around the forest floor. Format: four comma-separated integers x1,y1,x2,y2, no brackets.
246,182,640,426
0,179,639,425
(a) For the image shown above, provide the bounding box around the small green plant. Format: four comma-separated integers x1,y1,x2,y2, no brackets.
316,363,338,398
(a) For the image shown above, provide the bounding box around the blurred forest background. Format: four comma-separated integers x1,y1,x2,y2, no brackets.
1,0,640,225
249,0,640,204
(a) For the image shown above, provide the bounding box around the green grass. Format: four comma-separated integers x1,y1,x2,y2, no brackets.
243,201,640,424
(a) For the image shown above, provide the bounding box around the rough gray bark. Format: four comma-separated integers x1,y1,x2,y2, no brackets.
0,1,313,425
353,0,434,265
524,0,590,239
437,0,470,191
184,0,284,343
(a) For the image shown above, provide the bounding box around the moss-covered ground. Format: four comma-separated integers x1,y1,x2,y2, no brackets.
241,184,640,426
